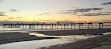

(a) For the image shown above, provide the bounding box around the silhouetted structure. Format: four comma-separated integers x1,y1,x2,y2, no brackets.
2,22,106,30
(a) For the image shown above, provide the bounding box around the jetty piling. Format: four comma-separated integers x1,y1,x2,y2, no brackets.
99,23,103,29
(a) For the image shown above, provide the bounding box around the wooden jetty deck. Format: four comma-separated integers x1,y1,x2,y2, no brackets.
2,22,105,30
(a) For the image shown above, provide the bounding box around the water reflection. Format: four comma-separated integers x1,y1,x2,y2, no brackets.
29,32,97,41
0,32,97,49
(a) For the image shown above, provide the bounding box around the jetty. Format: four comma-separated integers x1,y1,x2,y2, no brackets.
2,22,105,30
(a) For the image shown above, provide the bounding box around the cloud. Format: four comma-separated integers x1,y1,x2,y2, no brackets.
73,8,103,12
16,17,22,19
55,21,72,23
8,17,14,19
37,13,50,16
0,12,6,16
101,19,111,21
10,9,18,12
80,12,111,16
0,0,3,3
101,2,111,5
8,17,22,19
41,20,52,21
38,19,52,21
61,8,103,15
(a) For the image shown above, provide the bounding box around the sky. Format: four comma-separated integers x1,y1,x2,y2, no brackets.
0,0,111,22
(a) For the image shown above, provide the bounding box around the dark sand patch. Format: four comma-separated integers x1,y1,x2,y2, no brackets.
0,32,57,45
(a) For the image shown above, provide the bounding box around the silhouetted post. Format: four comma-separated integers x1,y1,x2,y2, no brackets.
102,23,104,29
33,25,35,29
71,22,73,29
90,21,92,29
20,23,22,28
49,23,51,29
99,23,101,29
88,24,89,29
25,25,27,29
45,24,47,29
13,24,15,28
60,24,62,29
16,23,18,28
91,24,92,29
32,24,34,28
78,23,84,29
3,24,6,28
50,22,52,29
41,24,43,29
31,25,33,29
9,24,11,28
37,23,39,29
53,24,55,29
29,25,31,29
66,24,68,29
52,23,54,30
99,23,103,29
78,23,81,29
81,23,84,29
14,24,15,28
73,23,75,29
8,25,10,28
64,24,66,29
10,23,13,28
54,24,56,29
22,24,24,28
55,24,57,29
87,23,92,29
57,22,60,29
12,24,14,28
7,25,8,28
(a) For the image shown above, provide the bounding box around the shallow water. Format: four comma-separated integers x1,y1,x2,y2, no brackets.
0,32,97,49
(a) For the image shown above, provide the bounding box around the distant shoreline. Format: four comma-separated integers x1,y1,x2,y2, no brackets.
34,29,111,36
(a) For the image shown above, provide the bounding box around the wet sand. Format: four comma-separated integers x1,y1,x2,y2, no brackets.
0,32,56,45
35,29,111,36
40,34,111,49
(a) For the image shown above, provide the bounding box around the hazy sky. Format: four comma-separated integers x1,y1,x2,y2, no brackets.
0,0,111,22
